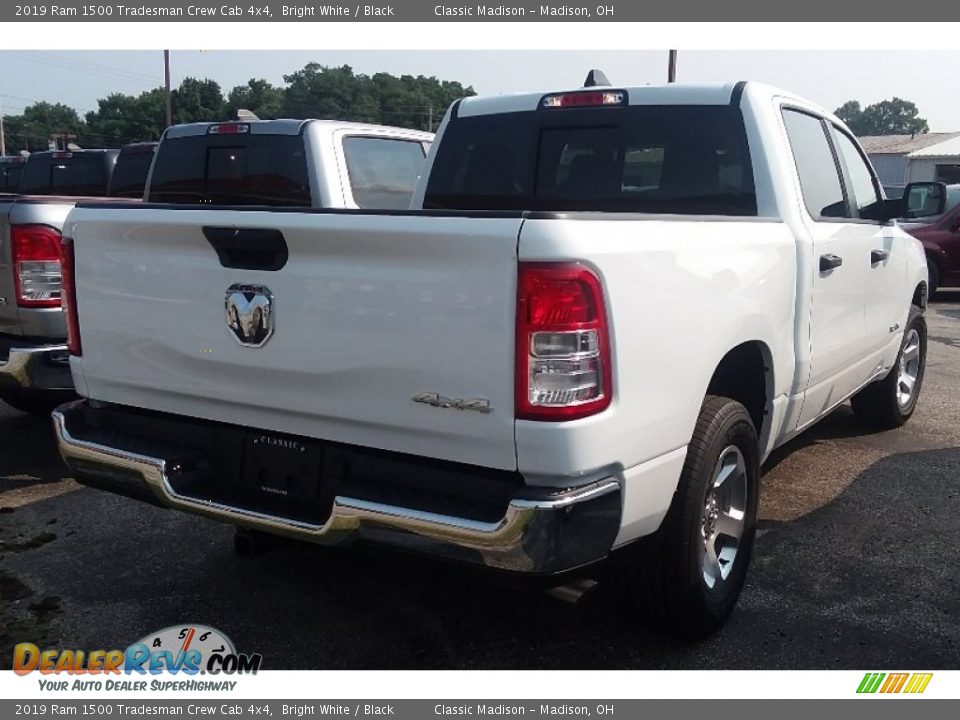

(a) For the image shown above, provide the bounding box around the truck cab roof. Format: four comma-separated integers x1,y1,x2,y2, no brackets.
455,81,838,124
164,118,433,141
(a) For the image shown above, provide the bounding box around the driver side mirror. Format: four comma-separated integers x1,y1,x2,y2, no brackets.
901,181,947,219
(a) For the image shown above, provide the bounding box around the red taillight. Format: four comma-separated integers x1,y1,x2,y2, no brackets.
516,263,612,421
11,225,63,308
60,236,81,356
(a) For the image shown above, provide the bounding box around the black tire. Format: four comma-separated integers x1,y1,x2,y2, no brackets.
928,260,940,301
0,389,69,417
625,395,760,639
851,307,926,430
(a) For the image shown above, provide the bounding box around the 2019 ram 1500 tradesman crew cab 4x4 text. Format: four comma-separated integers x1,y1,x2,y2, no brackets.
53,80,933,637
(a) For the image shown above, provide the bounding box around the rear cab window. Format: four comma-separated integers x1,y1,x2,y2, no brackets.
109,145,157,198
18,152,113,196
342,136,426,210
0,159,25,193
424,102,756,216
148,130,311,206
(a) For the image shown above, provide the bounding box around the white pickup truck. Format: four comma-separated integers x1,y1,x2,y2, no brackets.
54,80,934,637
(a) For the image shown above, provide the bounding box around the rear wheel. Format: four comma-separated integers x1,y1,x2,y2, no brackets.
625,395,760,638
851,307,926,429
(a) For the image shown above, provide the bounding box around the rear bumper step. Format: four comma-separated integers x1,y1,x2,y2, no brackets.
53,400,622,574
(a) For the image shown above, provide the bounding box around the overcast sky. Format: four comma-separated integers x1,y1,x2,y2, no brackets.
2,50,958,131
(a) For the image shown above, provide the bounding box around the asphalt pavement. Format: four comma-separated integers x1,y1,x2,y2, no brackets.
2,295,958,669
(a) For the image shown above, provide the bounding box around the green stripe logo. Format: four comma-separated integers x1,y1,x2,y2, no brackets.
857,672,886,693
857,672,932,694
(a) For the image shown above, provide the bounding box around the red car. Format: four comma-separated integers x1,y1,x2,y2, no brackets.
903,184,960,297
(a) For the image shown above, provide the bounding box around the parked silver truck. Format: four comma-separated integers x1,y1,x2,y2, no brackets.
0,149,119,414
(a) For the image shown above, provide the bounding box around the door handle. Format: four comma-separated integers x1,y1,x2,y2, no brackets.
819,254,843,272
871,249,890,264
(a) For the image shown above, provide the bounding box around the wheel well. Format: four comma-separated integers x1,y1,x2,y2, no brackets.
706,342,770,436
925,249,943,271
913,281,927,309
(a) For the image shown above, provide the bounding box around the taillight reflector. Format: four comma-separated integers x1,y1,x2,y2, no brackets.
516,263,612,421
11,225,63,308
60,236,81,356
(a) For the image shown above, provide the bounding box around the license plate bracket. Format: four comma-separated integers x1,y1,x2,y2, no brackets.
239,433,323,503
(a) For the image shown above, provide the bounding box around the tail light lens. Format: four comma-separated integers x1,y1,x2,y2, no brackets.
516,263,612,420
60,236,82,356
11,225,63,308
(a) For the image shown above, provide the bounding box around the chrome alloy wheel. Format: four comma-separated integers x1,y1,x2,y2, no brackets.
897,328,922,409
701,445,748,590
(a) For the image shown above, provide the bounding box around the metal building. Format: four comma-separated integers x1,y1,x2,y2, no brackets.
859,133,960,193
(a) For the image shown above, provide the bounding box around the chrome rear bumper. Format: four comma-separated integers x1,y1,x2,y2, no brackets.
53,400,622,574
0,343,73,392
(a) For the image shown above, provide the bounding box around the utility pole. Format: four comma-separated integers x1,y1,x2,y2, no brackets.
427,105,434,133
668,50,678,83
0,95,6,156
164,50,173,128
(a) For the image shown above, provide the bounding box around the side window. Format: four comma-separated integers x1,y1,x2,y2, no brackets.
782,109,848,220
832,129,883,220
342,137,426,210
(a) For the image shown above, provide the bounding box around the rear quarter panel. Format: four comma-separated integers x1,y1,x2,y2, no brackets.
516,216,797,483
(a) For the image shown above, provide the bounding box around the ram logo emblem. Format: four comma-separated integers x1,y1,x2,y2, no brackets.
225,284,274,347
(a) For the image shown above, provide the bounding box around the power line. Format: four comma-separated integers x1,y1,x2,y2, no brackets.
1,93,96,116
22,51,162,83
13,52,162,89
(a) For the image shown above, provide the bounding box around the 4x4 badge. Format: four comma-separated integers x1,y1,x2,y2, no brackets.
412,392,492,414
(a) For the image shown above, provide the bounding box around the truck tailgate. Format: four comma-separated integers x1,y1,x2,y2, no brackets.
67,207,521,470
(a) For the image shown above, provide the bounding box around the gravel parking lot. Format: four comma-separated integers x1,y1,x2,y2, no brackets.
2,296,958,670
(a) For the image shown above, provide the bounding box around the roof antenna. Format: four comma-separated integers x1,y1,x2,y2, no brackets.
583,69,611,88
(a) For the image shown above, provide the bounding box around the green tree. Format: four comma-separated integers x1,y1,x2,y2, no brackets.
1,64,476,154
225,79,284,120
4,102,86,150
835,100,863,133
834,97,929,136
84,88,168,147
372,73,474,131
282,64,379,123
281,63,474,130
1,114,34,154
171,77,226,124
